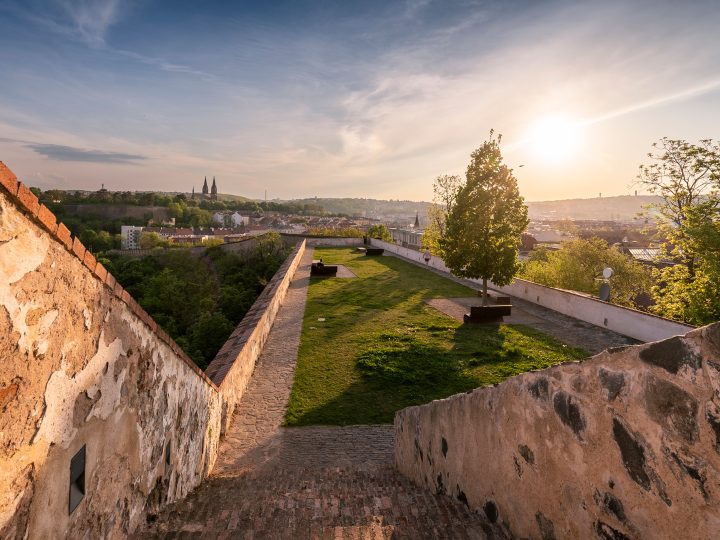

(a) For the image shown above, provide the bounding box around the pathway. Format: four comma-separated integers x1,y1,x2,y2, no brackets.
138,248,498,539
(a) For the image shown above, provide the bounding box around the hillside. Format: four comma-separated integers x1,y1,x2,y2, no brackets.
526,195,661,221
278,195,661,222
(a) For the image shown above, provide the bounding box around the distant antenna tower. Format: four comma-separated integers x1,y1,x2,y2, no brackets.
265,189,267,203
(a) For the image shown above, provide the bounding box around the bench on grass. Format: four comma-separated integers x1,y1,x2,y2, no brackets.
463,304,512,323
311,260,338,277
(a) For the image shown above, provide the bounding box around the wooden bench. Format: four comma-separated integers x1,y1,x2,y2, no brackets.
463,304,512,323
310,261,338,277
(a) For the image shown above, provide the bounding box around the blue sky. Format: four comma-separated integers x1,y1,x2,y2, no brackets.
0,0,718,201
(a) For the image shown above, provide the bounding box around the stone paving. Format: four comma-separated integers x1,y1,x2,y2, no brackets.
138,248,498,539
425,296,637,355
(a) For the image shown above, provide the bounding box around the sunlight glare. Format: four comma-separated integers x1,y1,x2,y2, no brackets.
527,115,581,163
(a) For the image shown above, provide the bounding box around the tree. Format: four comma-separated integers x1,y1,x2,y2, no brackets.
437,133,529,305
422,174,462,253
521,238,653,308
367,224,392,242
637,138,720,274
637,138,720,324
650,203,720,324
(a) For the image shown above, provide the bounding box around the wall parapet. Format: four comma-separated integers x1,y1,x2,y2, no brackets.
0,161,217,391
369,238,694,342
0,161,306,538
206,239,306,432
395,323,720,539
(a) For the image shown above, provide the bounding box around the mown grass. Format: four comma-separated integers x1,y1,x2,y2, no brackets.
284,248,588,425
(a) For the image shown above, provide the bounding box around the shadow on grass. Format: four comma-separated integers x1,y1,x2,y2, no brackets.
287,248,588,426
286,322,587,426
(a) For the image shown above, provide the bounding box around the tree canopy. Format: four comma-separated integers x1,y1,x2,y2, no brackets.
521,238,652,308
436,133,529,304
637,138,720,325
367,224,392,242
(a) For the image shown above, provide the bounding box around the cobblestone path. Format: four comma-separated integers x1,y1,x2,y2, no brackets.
139,248,497,539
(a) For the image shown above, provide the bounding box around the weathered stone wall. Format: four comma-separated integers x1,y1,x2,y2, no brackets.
395,324,720,539
0,164,223,539
205,239,306,433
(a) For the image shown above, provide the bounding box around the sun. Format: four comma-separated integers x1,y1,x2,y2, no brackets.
526,115,581,163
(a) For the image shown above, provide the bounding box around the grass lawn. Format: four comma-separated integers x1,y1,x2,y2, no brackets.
284,248,588,426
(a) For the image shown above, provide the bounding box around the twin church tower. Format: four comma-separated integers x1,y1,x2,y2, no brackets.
191,176,218,200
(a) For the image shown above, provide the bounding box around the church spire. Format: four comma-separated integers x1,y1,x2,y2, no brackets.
414,212,420,228
191,186,195,199
211,176,218,200
202,176,209,195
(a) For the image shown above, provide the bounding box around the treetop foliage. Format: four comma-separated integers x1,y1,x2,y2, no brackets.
436,132,529,289
637,138,720,325
103,233,290,369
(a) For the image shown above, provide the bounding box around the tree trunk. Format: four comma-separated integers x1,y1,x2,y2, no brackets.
482,277,488,306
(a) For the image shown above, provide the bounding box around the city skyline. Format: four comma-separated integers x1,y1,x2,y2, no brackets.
0,0,718,202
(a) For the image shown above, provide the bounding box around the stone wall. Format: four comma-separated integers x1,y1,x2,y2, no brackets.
395,324,720,539
205,239,306,433
280,233,363,247
0,164,224,538
0,161,309,537
369,238,694,342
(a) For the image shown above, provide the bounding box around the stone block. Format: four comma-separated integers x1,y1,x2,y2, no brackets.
94,262,108,283
16,183,40,216
55,222,73,250
0,161,18,195
83,250,96,272
72,237,86,261
105,273,116,292
37,204,57,233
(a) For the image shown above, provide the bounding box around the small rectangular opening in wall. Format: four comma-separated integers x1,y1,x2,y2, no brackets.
69,445,86,515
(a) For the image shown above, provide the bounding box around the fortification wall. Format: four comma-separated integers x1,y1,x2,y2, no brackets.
0,165,223,538
0,162,308,537
369,238,693,342
395,324,720,539
205,240,306,433
280,233,363,247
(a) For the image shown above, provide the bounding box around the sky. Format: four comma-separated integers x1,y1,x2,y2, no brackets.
0,0,718,202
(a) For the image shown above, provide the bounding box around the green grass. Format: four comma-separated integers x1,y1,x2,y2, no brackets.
284,248,588,425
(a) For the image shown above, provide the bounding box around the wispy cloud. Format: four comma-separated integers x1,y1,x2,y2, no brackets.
58,0,123,47
113,48,214,79
27,142,147,164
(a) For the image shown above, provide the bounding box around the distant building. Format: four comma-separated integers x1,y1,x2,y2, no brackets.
193,176,219,200
212,211,249,228
121,225,143,249
390,227,423,249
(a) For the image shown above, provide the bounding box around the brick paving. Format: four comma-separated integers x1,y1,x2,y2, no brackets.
138,248,499,539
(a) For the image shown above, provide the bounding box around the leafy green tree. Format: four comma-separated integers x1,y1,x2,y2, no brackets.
139,232,169,249
367,224,392,242
638,138,720,273
650,203,720,324
637,138,720,324
437,133,528,305
422,175,463,254
521,238,653,308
